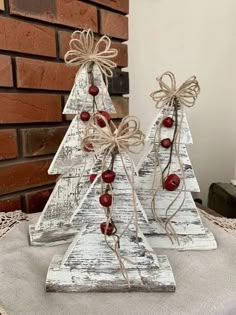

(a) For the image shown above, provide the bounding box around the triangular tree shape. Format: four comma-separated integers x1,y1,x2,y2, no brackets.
63,64,116,114
137,107,217,250
45,151,176,292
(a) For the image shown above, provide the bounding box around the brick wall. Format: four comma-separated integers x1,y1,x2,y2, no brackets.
0,0,129,213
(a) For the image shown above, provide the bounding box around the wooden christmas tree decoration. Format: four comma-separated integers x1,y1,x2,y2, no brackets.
46,115,176,292
29,30,118,245
137,72,217,250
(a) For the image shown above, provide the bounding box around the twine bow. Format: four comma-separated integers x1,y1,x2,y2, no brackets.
64,29,118,83
82,115,145,156
150,71,200,108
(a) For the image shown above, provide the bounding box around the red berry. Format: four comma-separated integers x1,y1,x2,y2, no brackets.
161,138,172,149
162,117,174,128
80,111,90,122
100,222,114,236
99,193,112,207
89,85,99,96
102,170,116,183
96,111,111,128
89,174,97,183
164,174,180,191
84,143,94,152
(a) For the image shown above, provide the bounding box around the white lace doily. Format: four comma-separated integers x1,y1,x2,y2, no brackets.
0,210,28,240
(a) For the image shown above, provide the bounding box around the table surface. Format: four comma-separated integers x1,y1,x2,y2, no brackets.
0,214,236,315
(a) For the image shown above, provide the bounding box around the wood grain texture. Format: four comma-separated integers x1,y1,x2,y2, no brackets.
48,115,93,175
147,109,193,144
138,144,200,193
46,224,176,292
146,229,217,251
63,64,116,114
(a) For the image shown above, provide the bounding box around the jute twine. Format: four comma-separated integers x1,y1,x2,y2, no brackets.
64,29,118,85
150,72,200,243
82,114,145,285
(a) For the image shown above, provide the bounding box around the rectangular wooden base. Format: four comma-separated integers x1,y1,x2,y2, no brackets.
146,229,217,251
46,255,176,292
29,225,78,246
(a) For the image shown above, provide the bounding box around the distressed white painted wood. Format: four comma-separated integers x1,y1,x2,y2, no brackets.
48,115,94,175
146,108,193,144
146,229,217,251
46,224,176,292
63,64,116,114
71,153,148,227
140,192,206,235
137,144,200,193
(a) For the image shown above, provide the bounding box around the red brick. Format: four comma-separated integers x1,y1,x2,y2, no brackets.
89,0,129,14
25,188,53,213
0,129,18,160
56,0,97,31
58,31,128,67
9,0,56,22
0,17,56,57
0,159,57,195
0,0,5,11
10,0,98,31
0,55,13,87
100,10,128,40
0,93,62,124
22,126,67,157
0,196,22,212
16,57,77,91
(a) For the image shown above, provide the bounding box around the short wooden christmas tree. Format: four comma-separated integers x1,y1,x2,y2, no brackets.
137,72,217,250
46,116,176,292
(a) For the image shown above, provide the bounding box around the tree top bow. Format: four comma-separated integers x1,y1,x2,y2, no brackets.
64,29,118,82
150,71,200,108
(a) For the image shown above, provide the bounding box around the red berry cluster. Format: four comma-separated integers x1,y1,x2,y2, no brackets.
161,116,180,191
99,169,116,236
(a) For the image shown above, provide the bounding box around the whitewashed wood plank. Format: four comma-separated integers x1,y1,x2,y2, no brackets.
138,192,205,235
146,229,217,251
46,254,176,292
146,108,193,144
63,64,116,114
71,153,148,227
137,144,200,192
46,224,176,292
48,115,94,175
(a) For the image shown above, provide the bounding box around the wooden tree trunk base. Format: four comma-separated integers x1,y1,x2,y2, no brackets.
146,229,217,251
29,225,78,246
46,255,176,292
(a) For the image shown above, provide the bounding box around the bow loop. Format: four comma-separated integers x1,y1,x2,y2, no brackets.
82,115,145,156
151,71,200,109
64,29,118,82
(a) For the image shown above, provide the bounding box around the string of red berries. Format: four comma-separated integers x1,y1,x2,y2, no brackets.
160,100,180,191
99,154,117,237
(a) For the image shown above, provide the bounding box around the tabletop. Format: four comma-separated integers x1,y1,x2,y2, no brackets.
0,214,236,315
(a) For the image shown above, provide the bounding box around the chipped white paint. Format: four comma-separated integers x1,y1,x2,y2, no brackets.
71,153,148,227
137,108,217,250
48,115,94,175
146,229,217,251
46,224,176,292
137,144,200,192
63,64,116,114
146,108,193,144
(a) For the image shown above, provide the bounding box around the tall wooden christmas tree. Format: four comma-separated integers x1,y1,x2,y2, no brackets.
29,30,117,245
137,72,217,250
46,116,176,292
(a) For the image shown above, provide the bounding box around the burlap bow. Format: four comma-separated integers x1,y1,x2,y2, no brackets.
64,29,118,82
150,71,200,108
